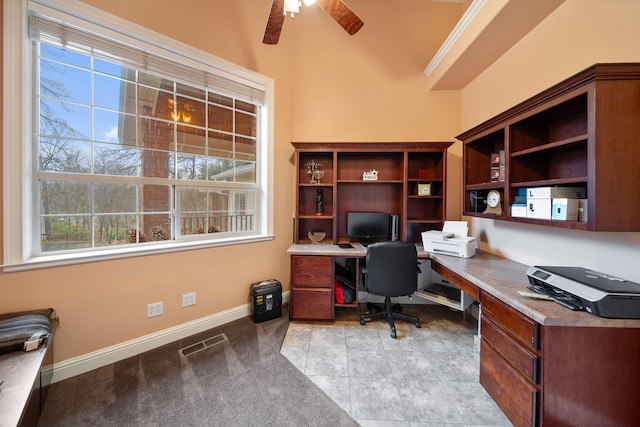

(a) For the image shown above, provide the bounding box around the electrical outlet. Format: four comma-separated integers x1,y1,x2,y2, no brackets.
147,301,163,318
182,292,196,307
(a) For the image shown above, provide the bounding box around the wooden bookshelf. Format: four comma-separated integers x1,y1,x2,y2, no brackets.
458,63,640,231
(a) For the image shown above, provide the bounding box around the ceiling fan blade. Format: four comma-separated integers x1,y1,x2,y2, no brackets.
316,0,364,35
263,0,286,45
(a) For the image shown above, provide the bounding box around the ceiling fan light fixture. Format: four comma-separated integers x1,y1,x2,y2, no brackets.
283,0,300,18
264,0,363,45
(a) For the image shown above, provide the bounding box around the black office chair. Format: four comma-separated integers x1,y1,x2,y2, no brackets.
359,241,421,338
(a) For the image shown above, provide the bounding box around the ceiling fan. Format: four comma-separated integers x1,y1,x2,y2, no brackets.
263,0,364,45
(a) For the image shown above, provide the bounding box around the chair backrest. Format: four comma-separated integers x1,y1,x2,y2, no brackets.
365,241,418,297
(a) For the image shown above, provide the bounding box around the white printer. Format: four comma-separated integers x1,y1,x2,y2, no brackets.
422,222,477,258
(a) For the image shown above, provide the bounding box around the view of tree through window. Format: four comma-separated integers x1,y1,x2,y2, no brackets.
36,42,259,253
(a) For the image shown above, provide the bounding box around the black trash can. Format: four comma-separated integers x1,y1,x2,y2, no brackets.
250,279,282,323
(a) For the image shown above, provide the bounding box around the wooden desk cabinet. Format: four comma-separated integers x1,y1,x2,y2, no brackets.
480,296,640,427
432,254,640,427
480,292,540,426
290,255,336,321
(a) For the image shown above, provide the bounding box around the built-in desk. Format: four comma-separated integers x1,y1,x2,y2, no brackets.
287,243,431,321
429,251,640,427
288,245,640,426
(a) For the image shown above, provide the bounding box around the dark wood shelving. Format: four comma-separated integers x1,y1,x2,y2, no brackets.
336,180,404,184
292,142,453,244
511,176,588,188
510,134,587,157
466,182,506,191
459,63,640,231
508,215,589,230
289,142,452,321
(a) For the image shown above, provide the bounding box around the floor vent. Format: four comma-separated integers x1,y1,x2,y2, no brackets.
179,333,228,357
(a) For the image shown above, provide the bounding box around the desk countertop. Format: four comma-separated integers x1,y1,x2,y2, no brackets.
288,243,421,257
429,251,640,328
288,243,640,329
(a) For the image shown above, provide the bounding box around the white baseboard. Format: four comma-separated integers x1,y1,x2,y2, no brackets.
47,292,289,383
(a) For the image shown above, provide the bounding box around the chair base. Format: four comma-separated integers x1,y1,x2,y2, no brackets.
360,297,421,338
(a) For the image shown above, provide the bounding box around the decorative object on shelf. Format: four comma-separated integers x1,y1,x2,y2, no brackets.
315,188,324,215
362,169,378,180
490,168,500,182
417,183,432,196
490,151,506,182
304,159,324,184
490,152,501,167
312,169,325,184
483,190,503,215
307,230,326,244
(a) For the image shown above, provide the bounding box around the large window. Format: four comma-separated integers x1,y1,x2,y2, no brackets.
3,1,274,269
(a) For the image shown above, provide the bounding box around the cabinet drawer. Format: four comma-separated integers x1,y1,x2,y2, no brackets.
480,338,538,427
291,256,333,288
290,288,334,321
482,291,538,350
482,316,539,384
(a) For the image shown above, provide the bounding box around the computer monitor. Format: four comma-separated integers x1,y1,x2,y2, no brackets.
346,212,390,245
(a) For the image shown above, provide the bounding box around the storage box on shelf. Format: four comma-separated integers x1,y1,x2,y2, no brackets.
458,63,640,231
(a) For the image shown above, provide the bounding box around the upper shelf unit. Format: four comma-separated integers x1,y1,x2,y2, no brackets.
292,142,453,244
457,63,640,231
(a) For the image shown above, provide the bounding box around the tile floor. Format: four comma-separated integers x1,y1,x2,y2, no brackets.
280,304,513,427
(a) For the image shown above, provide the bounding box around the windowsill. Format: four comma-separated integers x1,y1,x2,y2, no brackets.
2,235,274,272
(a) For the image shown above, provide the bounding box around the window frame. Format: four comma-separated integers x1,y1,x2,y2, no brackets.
3,0,275,271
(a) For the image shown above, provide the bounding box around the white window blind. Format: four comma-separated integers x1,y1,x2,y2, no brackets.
29,13,266,106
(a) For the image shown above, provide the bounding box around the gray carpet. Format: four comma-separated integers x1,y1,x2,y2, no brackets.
38,306,359,427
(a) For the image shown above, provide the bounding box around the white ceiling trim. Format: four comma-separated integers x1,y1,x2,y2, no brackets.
424,0,565,90
424,0,487,77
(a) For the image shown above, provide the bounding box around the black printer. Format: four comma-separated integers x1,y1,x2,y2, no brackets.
526,266,640,319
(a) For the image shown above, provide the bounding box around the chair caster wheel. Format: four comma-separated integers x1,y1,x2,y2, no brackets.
415,321,422,328
360,318,366,325
390,328,397,339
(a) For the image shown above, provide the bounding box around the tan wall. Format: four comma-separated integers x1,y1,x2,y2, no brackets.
461,0,640,282
0,0,463,364
290,0,464,218
0,0,296,363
